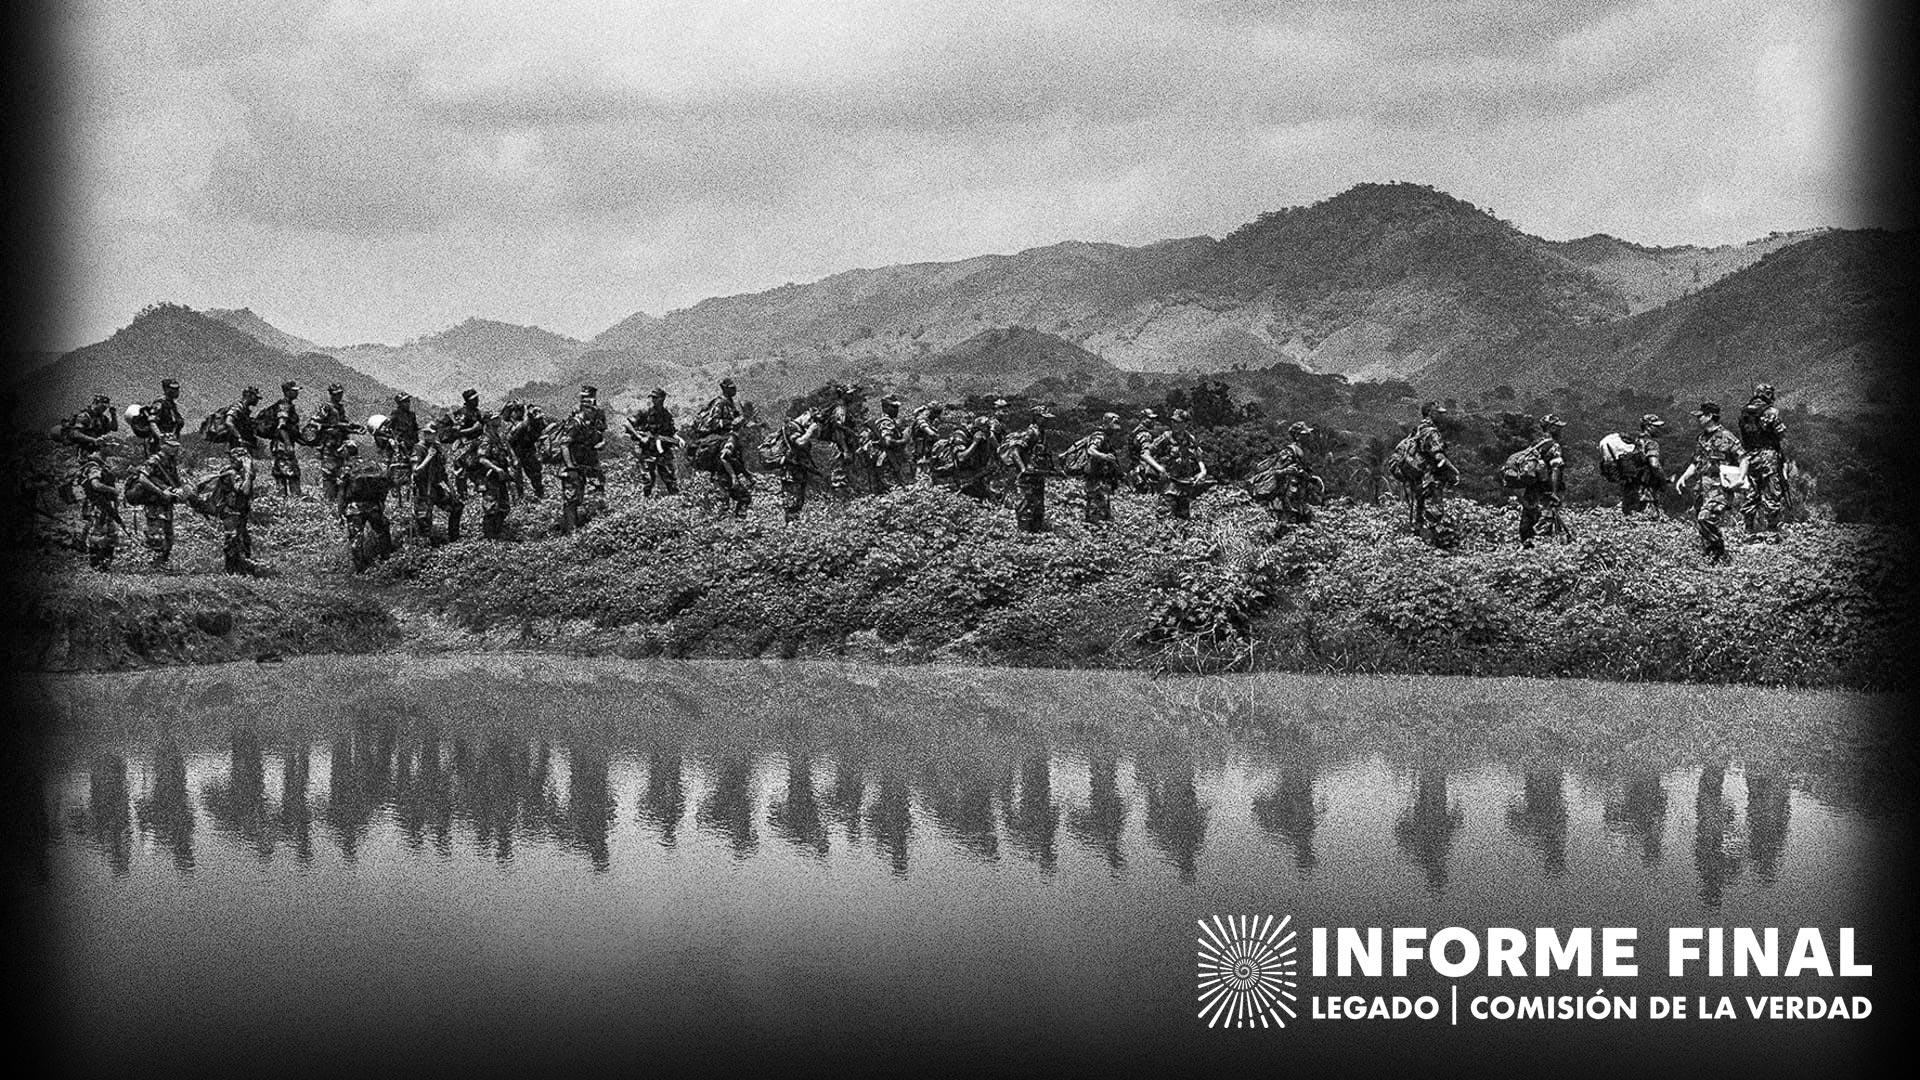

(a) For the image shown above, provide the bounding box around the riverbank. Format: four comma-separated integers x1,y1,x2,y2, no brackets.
9,483,1910,688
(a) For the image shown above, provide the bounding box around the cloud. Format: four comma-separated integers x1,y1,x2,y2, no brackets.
50,0,1876,348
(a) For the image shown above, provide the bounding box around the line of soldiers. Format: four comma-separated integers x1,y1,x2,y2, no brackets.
1390,382,1793,563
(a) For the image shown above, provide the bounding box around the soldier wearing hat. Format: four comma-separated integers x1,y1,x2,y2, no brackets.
1142,409,1209,520
410,425,462,543
1738,381,1788,538
1000,404,1058,532
385,393,420,463
863,395,911,494
1081,412,1126,524
207,385,263,451
151,379,185,439
1130,409,1166,494
909,401,946,481
1677,401,1745,565
313,382,362,503
130,437,185,567
208,444,260,574
1619,414,1668,518
711,416,754,518
695,377,742,438
775,407,827,523
64,394,119,453
821,382,863,494
503,400,548,500
626,386,680,497
558,385,608,532
1518,414,1568,548
263,381,309,496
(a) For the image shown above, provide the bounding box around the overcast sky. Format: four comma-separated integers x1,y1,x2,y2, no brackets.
49,0,1891,350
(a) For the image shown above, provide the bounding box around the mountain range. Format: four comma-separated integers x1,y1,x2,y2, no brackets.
13,183,1909,423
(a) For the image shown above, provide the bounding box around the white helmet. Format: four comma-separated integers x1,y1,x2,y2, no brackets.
366,413,388,434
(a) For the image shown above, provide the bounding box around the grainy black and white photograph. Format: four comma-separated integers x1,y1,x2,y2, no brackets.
2,1,1914,1078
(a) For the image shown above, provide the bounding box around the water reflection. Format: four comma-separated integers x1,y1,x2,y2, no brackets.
32,660,1894,914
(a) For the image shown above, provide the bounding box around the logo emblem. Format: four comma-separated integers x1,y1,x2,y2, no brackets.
1196,914,1299,1028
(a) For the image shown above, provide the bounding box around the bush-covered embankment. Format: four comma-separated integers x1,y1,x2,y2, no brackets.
409,485,1910,690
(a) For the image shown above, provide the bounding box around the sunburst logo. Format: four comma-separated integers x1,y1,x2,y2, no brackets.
1196,914,1300,1028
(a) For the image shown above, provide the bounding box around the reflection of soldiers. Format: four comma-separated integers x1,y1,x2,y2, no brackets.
136,739,196,871
626,388,680,497
1139,750,1208,881
84,755,133,877
769,751,830,858
1067,752,1127,871
1677,402,1745,566
1002,749,1060,873
1394,768,1463,894
1504,767,1568,875
825,757,866,843
1745,767,1791,886
280,740,314,865
200,729,278,862
866,768,914,875
1692,762,1743,909
919,760,999,862
1601,769,1667,866
696,754,760,857
1738,383,1788,538
639,746,686,849
1252,756,1319,872
563,746,616,872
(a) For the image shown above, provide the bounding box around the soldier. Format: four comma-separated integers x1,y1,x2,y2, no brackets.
447,388,487,483
505,401,549,500
472,417,517,540
1250,422,1317,538
1737,382,1788,539
1411,401,1458,548
1677,401,1745,566
626,387,681,497
338,442,394,571
909,401,945,480
1081,412,1126,524
206,385,264,451
386,394,421,461
863,395,911,494
558,385,609,533
773,408,825,524
952,414,999,501
1000,405,1058,533
312,383,360,504
712,416,754,518
411,428,462,543
150,379,185,439
77,448,122,570
262,381,309,496
1620,414,1667,518
1142,410,1209,520
822,383,862,494
129,437,185,567
695,376,743,437
64,394,119,453
207,445,260,575
1517,414,1568,548
1129,409,1165,494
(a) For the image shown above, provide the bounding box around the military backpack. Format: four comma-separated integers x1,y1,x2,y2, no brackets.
1387,435,1422,484
1498,439,1555,489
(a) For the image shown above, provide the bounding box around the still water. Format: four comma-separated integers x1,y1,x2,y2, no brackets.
18,657,1913,1078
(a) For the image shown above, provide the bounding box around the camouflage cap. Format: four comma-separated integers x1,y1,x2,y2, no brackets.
243,385,261,398
579,384,598,398
1170,408,1192,423
1421,400,1446,417
1696,401,1721,418
161,379,180,391
282,381,300,394
1540,413,1566,430
1752,382,1776,400
462,387,480,401
328,383,345,395
1289,421,1313,438
227,444,250,460
649,386,667,398
1139,408,1160,421
395,392,411,404
1640,413,1667,429
1034,405,1057,420
719,377,736,389
1101,411,1121,425
879,394,901,407
992,398,1010,409
92,394,110,405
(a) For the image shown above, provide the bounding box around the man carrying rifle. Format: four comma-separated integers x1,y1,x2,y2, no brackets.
626,387,680,497
1000,404,1059,533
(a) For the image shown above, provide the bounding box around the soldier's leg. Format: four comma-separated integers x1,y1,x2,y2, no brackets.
1759,452,1785,534
781,467,806,523
87,514,115,570
1519,487,1541,545
1697,485,1729,564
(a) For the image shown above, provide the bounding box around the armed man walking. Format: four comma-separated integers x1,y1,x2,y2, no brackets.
313,383,360,504
774,408,825,523
1738,382,1788,539
263,381,309,497
1615,414,1667,518
1517,414,1568,548
1129,409,1165,495
78,449,122,570
338,443,395,571
863,395,911,494
206,385,263,451
1001,405,1058,533
711,416,754,518
1412,401,1459,548
151,379,185,439
129,437,185,567
1678,401,1745,566
473,417,517,540
1143,409,1208,520
627,387,680,497
558,385,609,532
1081,412,1126,524
1249,422,1317,539
909,401,945,483
209,445,260,575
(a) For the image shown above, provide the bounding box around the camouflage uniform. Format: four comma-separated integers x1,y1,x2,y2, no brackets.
340,452,394,571
411,438,462,542
1411,410,1457,547
863,399,911,494
823,389,861,494
1146,423,1206,520
1002,414,1055,533
1517,419,1567,547
909,404,944,482
209,390,263,451
504,404,545,500
79,453,121,570
1616,417,1667,518
777,411,823,523
629,397,680,496
1251,425,1316,537
126,406,164,457
953,418,998,502
131,445,183,565
1130,414,1166,495
712,423,753,518
1689,406,1745,565
151,381,185,438
472,431,516,540
263,386,308,496
559,391,608,533
64,398,119,456
209,448,258,574
313,389,357,504
1081,419,1125,524
1737,389,1788,537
